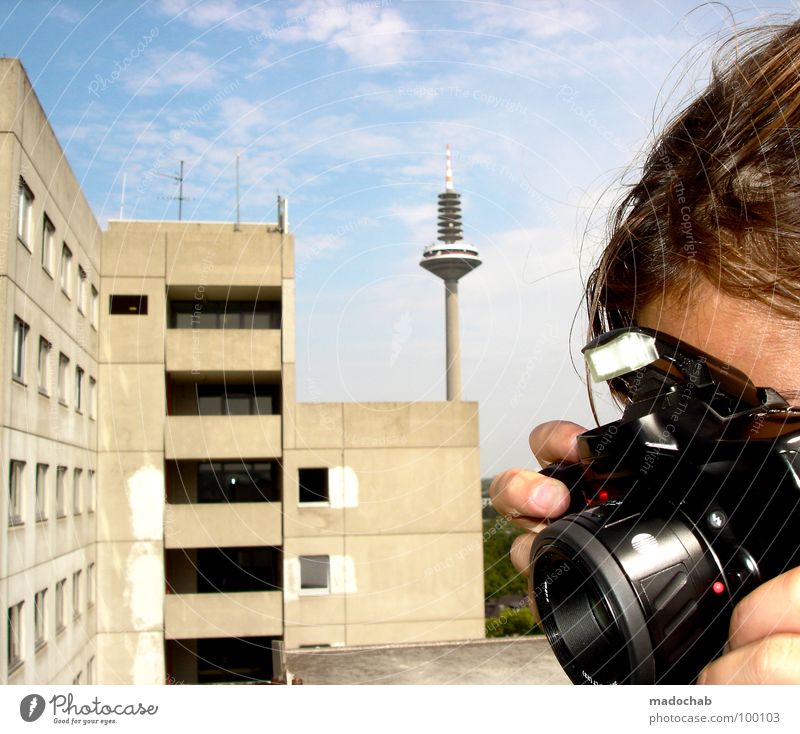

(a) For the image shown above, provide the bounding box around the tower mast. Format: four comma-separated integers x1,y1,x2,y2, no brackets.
419,145,482,401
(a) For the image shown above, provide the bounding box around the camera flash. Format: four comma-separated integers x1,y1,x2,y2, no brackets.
584,331,659,382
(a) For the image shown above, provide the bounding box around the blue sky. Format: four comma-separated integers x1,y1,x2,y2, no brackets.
1,0,796,475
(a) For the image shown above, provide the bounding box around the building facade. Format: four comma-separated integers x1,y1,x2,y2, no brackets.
1,58,484,685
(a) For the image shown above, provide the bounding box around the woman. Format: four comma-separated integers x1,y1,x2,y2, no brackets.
490,19,800,684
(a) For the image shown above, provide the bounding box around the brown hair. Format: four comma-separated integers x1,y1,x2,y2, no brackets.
586,19,800,352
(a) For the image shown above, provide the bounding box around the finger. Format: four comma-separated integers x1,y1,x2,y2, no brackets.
728,567,800,651
510,533,537,577
510,516,551,532
697,633,800,684
529,421,586,466
489,468,571,521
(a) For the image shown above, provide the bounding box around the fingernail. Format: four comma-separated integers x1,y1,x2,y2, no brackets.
529,481,562,513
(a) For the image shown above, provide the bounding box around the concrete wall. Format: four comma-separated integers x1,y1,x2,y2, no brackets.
285,401,485,649
96,222,166,684
0,58,100,685
100,221,291,683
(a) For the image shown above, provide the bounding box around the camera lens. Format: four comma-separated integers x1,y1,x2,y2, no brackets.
530,510,727,684
533,549,632,684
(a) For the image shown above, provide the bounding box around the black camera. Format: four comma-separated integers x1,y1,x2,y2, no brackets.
529,326,800,684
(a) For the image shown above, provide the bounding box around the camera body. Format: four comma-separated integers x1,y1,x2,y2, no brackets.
529,327,800,684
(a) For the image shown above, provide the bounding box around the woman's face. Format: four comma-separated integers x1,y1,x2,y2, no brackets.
636,278,800,404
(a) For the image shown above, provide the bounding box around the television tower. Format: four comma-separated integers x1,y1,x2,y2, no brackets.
420,145,482,401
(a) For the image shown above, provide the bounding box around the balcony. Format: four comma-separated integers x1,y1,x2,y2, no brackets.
166,329,281,375
164,590,283,639
165,502,283,548
165,415,282,460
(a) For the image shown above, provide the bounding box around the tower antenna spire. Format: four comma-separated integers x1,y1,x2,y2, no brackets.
445,143,453,191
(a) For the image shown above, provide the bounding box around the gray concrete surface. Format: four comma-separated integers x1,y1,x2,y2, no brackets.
286,636,571,685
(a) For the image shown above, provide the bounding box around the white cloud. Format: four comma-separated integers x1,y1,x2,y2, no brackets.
122,48,230,95
272,0,417,65
160,0,417,66
462,0,600,41
50,2,83,24
156,0,275,32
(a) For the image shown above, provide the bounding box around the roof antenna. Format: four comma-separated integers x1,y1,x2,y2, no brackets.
155,160,186,220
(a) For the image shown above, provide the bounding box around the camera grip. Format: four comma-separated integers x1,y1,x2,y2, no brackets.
538,462,592,514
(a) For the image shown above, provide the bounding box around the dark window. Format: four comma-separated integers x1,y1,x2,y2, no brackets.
193,547,281,593
109,295,148,315
169,300,280,329
197,461,279,503
298,468,329,503
195,384,280,416
300,555,330,592
194,637,275,684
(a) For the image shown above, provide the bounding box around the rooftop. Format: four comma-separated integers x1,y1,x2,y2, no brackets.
285,637,569,685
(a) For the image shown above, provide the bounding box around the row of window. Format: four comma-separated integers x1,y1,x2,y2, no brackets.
169,300,281,329
8,461,95,527
7,564,95,675
17,177,99,328
12,316,97,416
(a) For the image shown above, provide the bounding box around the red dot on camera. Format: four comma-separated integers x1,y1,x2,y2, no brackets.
712,581,725,595
598,490,609,502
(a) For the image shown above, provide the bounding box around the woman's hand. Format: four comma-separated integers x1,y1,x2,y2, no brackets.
698,567,800,684
491,422,800,685
488,420,586,575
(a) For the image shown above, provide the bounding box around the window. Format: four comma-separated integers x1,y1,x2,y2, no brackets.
42,214,55,274
8,460,24,526
197,461,279,503
7,601,24,671
34,589,47,649
12,316,29,383
55,579,66,633
87,563,95,608
75,366,84,413
193,384,279,416
38,337,51,395
169,300,281,329
77,266,87,314
72,570,81,620
299,555,330,595
60,243,72,297
56,466,67,518
17,177,34,248
89,377,97,420
192,547,281,593
298,468,330,504
73,468,82,515
91,285,99,329
58,353,69,405
35,463,48,522
109,294,148,315
87,470,95,514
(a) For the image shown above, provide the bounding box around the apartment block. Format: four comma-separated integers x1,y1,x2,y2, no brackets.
1,57,484,685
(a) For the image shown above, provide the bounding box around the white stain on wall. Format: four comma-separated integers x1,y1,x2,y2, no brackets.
126,464,164,540
283,557,300,602
132,632,166,684
124,542,163,631
328,466,358,508
330,555,357,594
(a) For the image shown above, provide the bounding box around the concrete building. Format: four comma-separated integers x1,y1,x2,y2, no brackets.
1,58,484,685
